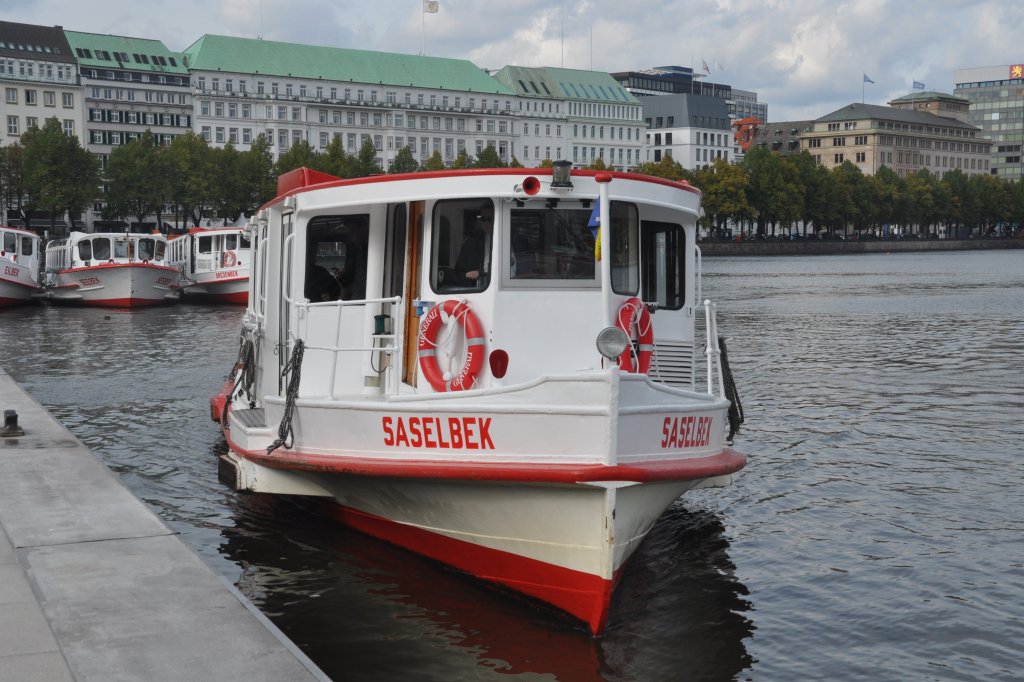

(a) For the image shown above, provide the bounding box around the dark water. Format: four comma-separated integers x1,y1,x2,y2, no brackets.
2,249,1022,681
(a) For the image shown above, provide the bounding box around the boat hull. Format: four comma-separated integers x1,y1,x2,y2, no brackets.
215,372,745,634
0,271,41,306
180,271,249,304
48,263,181,307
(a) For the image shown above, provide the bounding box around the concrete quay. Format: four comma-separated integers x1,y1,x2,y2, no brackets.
0,368,327,681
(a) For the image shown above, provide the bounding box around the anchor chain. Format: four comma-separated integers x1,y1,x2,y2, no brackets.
267,339,305,455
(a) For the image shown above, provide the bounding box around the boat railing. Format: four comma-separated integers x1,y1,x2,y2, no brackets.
702,299,726,401
294,295,404,399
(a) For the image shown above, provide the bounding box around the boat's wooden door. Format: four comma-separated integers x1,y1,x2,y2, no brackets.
401,201,424,386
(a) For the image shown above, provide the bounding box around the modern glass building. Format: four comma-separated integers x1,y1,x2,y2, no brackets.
953,64,1024,181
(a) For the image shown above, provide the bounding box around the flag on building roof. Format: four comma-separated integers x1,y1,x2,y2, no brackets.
863,73,875,84
702,59,710,75
423,0,439,13
913,80,925,90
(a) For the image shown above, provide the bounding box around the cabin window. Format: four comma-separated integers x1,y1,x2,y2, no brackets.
20,236,33,256
91,238,110,260
431,199,492,294
2,232,15,254
155,241,166,261
114,239,128,260
198,236,212,253
507,204,596,283
385,203,407,298
305,214,369,301
610,202,639,295
225,234,238,250
137,238,155,261
641,221,685,310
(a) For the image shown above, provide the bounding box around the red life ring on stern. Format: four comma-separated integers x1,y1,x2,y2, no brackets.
417,300,485,392
616,297,654,374
223,251,237,267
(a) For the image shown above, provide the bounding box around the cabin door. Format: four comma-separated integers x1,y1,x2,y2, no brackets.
277,212,295,393
401,201,425,386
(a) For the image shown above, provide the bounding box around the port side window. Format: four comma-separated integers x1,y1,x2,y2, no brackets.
507,203,596,285
610,201,639,295
432,198,492,294
641,221,685,310
2,232,15,254
20,236,33,256
92,238,110,260
155,241,166,260
240,232,251,249
305,214,370,302
78,239,92,261
137,238,155,261
225,234,237,250
198,236,212,253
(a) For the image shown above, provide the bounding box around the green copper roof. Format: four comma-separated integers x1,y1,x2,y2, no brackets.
64,31,188,74
494,65,639,104
182,34,513,94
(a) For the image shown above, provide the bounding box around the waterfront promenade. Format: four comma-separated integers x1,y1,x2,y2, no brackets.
0,367,327,681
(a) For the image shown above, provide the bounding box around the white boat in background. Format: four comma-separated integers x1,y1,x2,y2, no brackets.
212,164,746,634
43,231,181,307
0,226,43,306
168,227,251,304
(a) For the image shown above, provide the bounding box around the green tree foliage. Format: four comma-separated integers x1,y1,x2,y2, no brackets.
352,137,381,177
634,155,685,181
273,139,319,177
102,130,173,228
474,144,504,168
390,146,419,174
0,143,30,225
506,155,523,168
421,150,446,171
22,117,100,233
166,132,214,228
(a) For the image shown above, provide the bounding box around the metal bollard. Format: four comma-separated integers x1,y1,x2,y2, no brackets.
2,409,25,437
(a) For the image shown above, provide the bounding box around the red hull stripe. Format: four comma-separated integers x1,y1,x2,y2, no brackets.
59,263,179,274
325,501,617,633
0,277,38,290
186,290,248,304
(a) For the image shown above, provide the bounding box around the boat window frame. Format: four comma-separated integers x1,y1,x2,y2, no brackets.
20,236,33,256
92,237,111,261
304,213,371,302
430,198,493,295
501,199,600,290
77,238,93,262
610,201,640,296
640,219,686,310
2,232,15,255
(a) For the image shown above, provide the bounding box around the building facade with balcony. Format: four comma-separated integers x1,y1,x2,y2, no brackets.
0,21,80,147
182,35,517,169
953,64,1024,181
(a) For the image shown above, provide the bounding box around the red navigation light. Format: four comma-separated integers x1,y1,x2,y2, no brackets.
489,349,509,379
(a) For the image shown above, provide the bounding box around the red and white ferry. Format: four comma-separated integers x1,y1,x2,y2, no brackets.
168,226,251,304
212,164,746,634
0,225,43,306
43,231,181,307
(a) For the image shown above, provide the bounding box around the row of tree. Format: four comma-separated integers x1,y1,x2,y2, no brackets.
1,117,1022,237
635,148,1024,238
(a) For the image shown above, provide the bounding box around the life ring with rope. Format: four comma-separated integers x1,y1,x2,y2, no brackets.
616,297,654,374
417,299,485,392
223,251,237,267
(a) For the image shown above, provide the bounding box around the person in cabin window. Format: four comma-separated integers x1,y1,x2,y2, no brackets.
453,202,493,286
305,250,341,302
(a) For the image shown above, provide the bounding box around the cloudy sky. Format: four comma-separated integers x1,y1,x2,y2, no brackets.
2,0,1020,121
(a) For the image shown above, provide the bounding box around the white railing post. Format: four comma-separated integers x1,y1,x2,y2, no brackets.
703,299,725,398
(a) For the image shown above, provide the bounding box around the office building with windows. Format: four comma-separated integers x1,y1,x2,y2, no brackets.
0,21,80,147
953,64,1024,181
182,35,517,169
493,65,643,169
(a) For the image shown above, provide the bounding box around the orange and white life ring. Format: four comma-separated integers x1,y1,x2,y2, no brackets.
417,299,485,392
616,297,654,374
222,251,237,267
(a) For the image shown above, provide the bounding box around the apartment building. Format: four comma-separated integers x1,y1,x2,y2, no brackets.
0,21,80,146
953,64,1024,181
182,34,517,169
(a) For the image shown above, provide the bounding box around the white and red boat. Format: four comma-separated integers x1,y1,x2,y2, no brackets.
0,225,43,306
212,165,746,634
168,226,251,304
43,231,181,307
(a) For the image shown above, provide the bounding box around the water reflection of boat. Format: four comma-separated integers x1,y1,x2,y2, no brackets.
0,225,42,306
168,227,251,304
43,231,181,307
217,494,752,680
213,164,746,634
